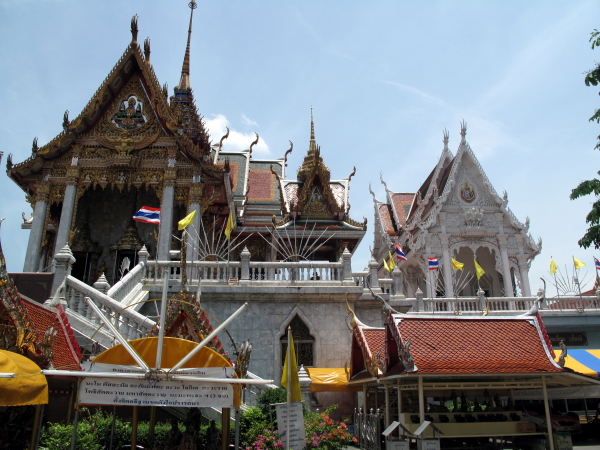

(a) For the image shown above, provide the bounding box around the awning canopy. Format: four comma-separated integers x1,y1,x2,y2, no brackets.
555,349,600,379
306,368,362,392
0,349,48,406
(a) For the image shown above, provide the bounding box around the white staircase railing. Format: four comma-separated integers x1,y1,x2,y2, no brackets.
65,275,155,339
106,261,146,303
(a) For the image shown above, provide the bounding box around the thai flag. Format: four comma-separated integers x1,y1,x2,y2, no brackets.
395,243,407,261
595,257,600,270
428,257,439,270
133,206,160,224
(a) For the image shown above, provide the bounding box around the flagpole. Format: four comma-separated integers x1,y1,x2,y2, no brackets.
551,257,560,298
573,256,583,300
287,326,291,450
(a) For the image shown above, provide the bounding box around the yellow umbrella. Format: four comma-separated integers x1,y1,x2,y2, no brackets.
0,349,48,406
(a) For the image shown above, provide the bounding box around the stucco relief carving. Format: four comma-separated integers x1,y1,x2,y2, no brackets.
429,234,442,253
507,236,519,252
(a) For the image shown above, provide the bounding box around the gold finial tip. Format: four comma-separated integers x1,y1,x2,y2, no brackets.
189,0,197,9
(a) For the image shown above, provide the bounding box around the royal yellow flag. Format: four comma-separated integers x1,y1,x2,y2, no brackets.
388,251,396,271
382,258,390,272
451,258,464,271
573,257,586,270
474,259,485,280
178,210,196,230
550,258,558,275
281,329,302,402
224,211,235,240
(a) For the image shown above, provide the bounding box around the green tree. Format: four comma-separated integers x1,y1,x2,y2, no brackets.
571,30,600,249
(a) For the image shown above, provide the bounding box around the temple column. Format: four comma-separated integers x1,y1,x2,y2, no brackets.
157,161,176,261
54,164,79,259
497,235,514,297
186,183,203,262
23,181,50,272
440,234,453,298
517,254,531,297
423,254,434,299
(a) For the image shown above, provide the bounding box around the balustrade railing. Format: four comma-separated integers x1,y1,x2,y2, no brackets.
107,260,146,303
352,271,368,287
354,408,381,450
422,295,599,313
65,275,155,339
145,261,241,283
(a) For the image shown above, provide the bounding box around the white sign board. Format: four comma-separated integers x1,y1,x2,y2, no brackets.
79,377,234,408
417,440,440,450
555,434,573,450
386,441,409,450
274,402,305,450
78,365,235,408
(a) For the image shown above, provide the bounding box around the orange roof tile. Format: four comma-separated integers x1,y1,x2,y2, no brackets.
390,193,414,227
21,298,82,371
378,204,396,236
390,315,561,375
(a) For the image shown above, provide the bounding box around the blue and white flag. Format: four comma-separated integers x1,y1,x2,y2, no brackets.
133,206,160,224
395,243,407,261
428,257,439,270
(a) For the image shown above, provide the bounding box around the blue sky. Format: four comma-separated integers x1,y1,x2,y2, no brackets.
1,1,600,294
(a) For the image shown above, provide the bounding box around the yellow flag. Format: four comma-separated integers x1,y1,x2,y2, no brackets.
573,257,586,270
281,329,302,402
382,258,390,272
388,251,396,271
224,211,235,239
550,258,558,275
178,210,196,230
451,258,464,271
474,259,485,280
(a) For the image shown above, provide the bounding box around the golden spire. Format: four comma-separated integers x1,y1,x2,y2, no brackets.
309,106,317,154
177,0,197,90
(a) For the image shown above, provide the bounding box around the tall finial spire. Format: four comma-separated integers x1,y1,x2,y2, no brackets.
309,106,317,154
177,0,197,90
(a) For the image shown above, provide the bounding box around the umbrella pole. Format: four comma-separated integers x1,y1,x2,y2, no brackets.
29,404,42,450
234,408,240,450
34,404,45,450
149,406,157,448
70,408,79,450
131,406,139,449
222,407,231,450
109,405,116,450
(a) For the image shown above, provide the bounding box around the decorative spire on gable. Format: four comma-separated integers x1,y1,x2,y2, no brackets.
297,108,329,183
177,0,197,90
443,128,449,151
460,119,467,144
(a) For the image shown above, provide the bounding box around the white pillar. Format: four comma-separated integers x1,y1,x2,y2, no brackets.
23,183,49,272
157,185,175,261
362,384,368,412
54,184,77,256
384,385,390,427
517,254,531,297
418,376,425,423
497,235,514,297
542,375,555,450
440,234,453,297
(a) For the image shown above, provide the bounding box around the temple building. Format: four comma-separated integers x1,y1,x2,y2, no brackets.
371,126,541,299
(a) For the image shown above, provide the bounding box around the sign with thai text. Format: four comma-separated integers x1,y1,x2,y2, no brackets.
417,440,440,450
78,364,235,408
549,332,587,347
79,377,234,408
274,402,305,450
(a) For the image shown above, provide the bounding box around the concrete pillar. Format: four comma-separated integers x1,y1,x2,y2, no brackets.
341,247,353,281
93,273,111,294
52,245,75,296
391,266,405,299
415,288,424,312
517,254,531,297
54,184,77,257
298,365,312,408
240,246,250,280
497,235,514,297
157,185,175,261
23,182,50,272
440,234,453,298
418,376,425,423
384,385,390,427
138,245,149,278
368,258,379,289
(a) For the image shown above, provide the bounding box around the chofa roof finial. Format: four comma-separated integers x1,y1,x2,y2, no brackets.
144,37,151,63
130,15,139,43
443,128,449,151
460,119,467,144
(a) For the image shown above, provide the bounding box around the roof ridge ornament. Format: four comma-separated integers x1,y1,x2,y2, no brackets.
443,128,449,151
144,37,151,63
460,119,467,144
249,132,259,158
177,0,197,90
130,15,139,43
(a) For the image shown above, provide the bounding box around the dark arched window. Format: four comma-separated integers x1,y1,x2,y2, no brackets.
280,315,314,367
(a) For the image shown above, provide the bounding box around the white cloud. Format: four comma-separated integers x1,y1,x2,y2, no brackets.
205,114,270,155
241,114,258,127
